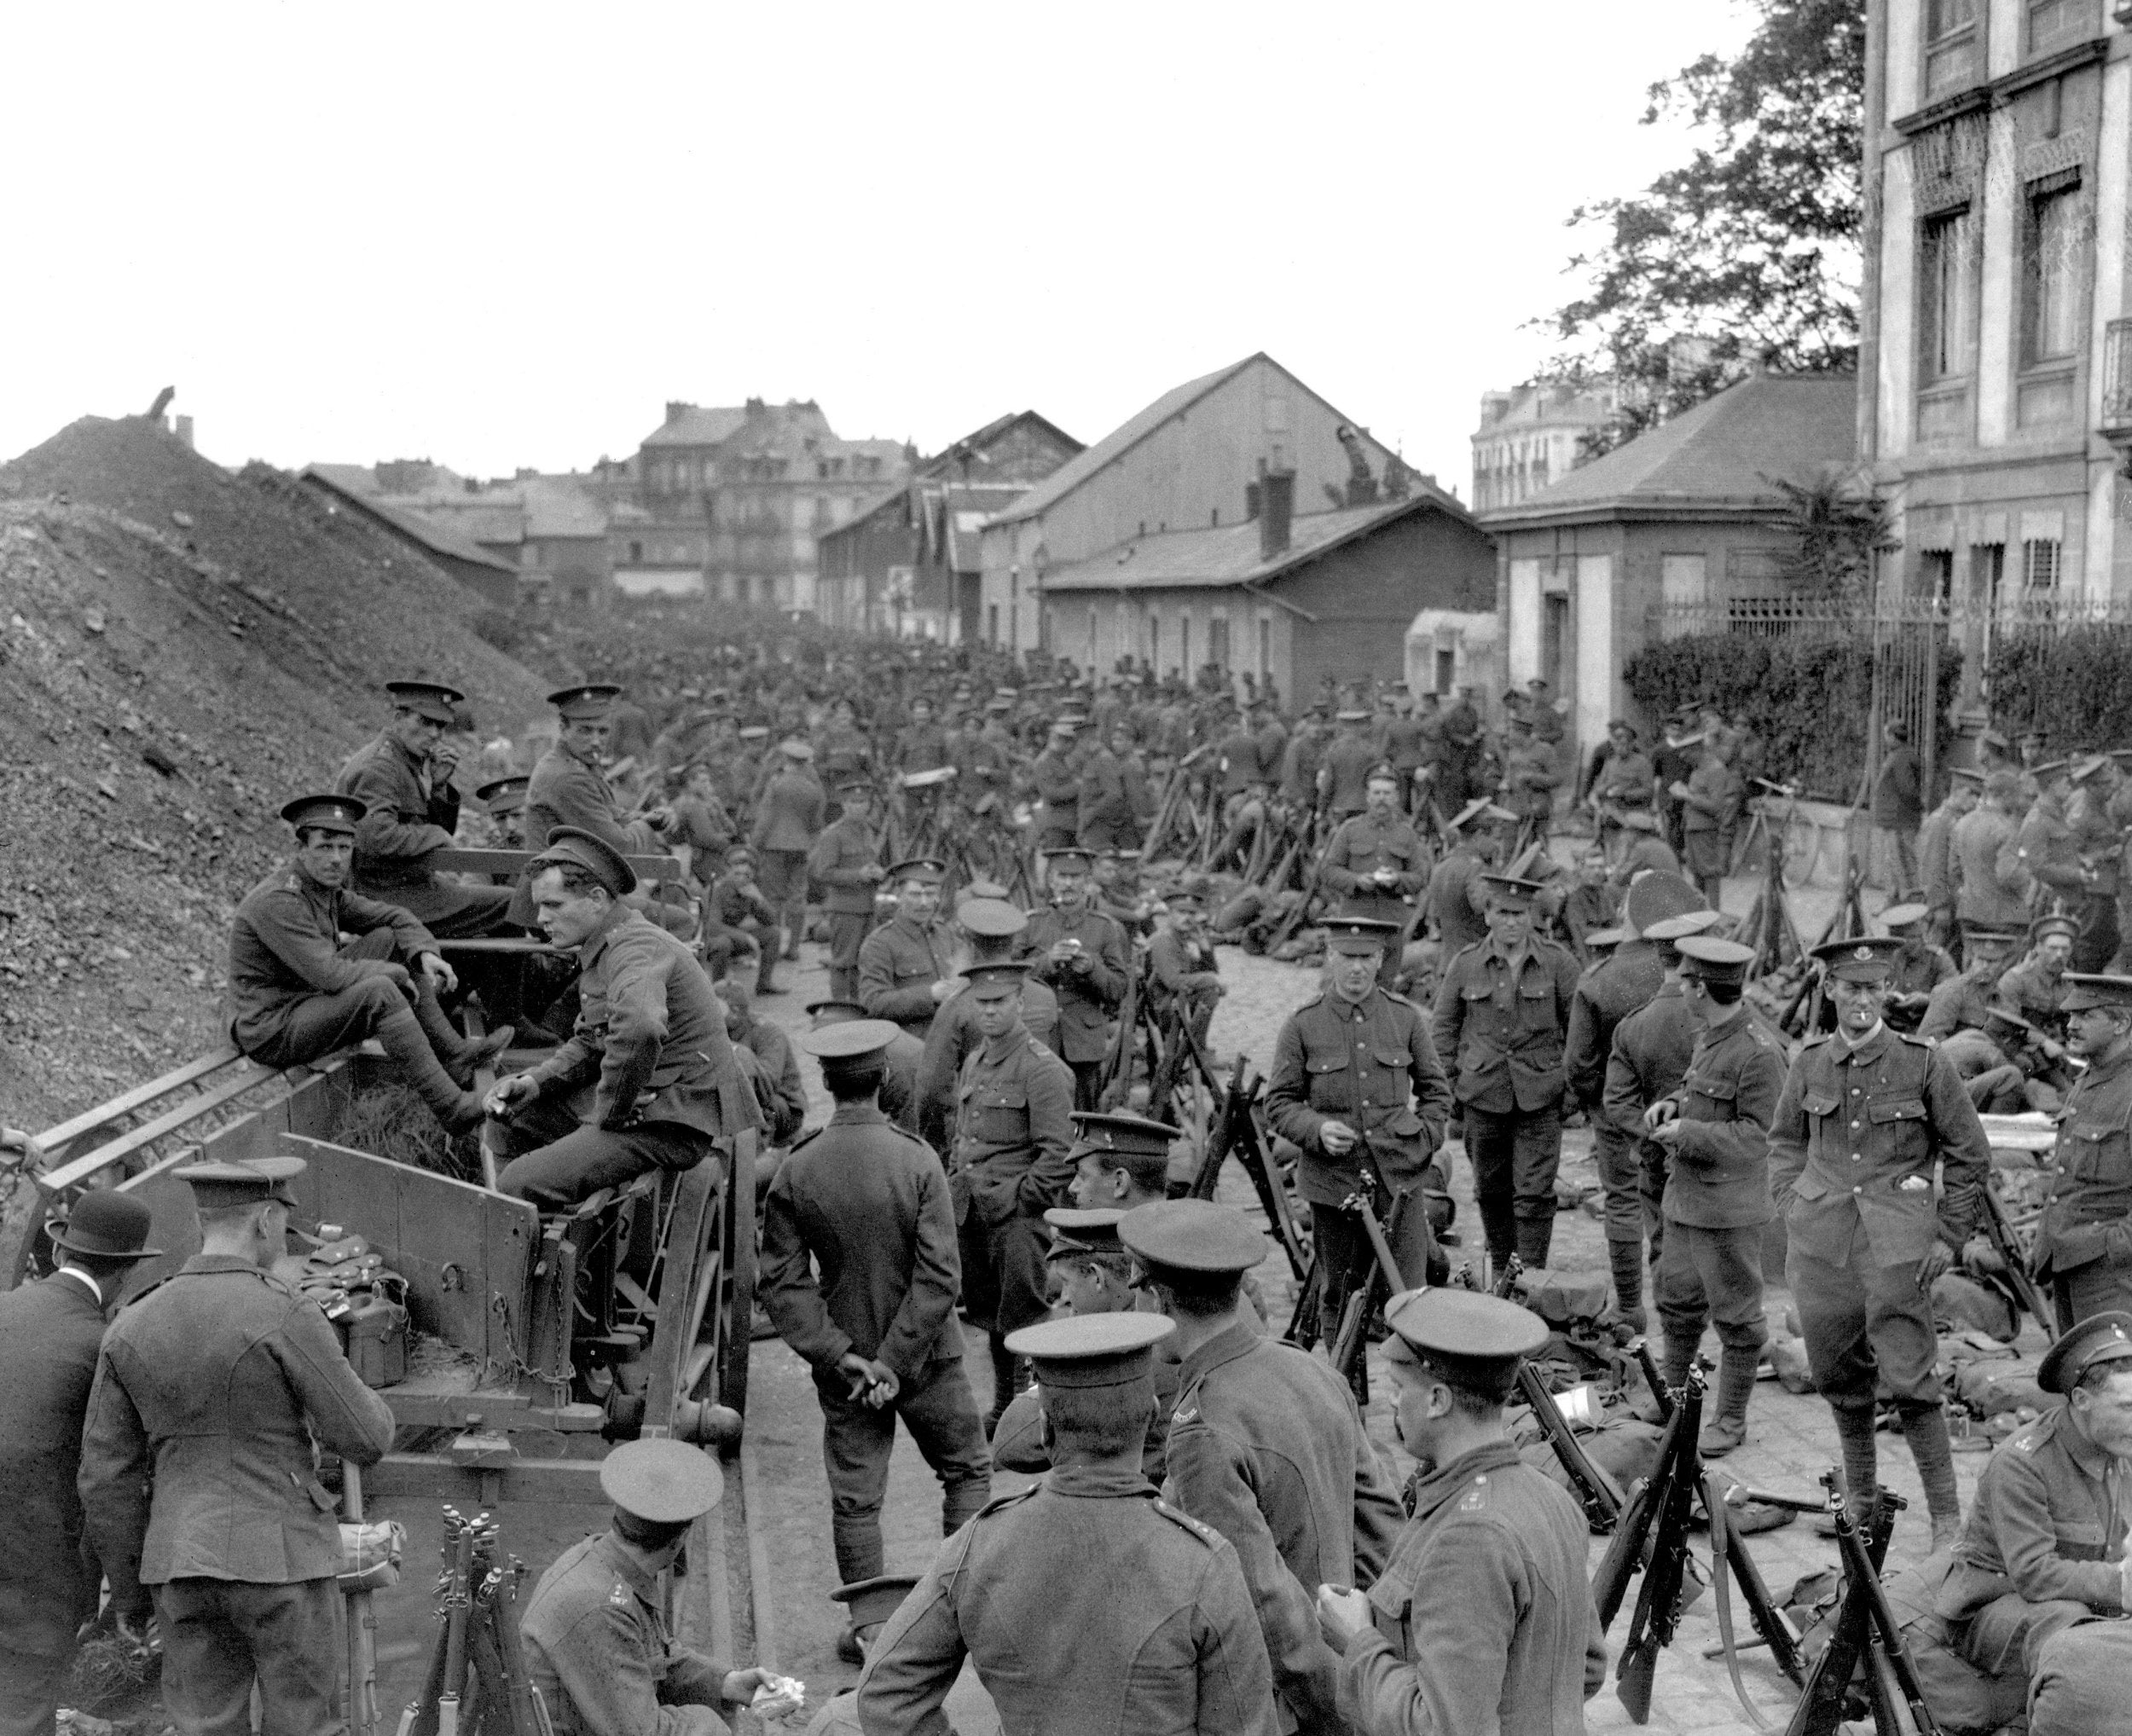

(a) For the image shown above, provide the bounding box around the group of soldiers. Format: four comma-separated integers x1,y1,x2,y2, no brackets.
4,639,2132,1736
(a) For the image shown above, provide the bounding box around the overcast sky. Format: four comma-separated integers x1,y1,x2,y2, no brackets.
3,2,1758,500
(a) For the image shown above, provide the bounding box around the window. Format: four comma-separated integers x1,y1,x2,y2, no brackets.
1660,553,1707,609
2022,176,2083,365
1434,648,1455,694
1258,615,1271,679
988,603,999,645
1208,615,1230,672
1179,614,1191,676
1919,207,1977,381
2023,537,2061,590
1971,541,2006,611
2029,0,2098,55
1147,615,1160,668
629,540,644,564
1086,605,1098,663
1927,0,1975,35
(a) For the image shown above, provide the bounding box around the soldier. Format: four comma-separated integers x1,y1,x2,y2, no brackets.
1120,1200,1404,1736
0,1193,160,1736
1423,798,1510,959
1919,767,1982,952
1675,732,1743,908
857,858,959,1041
666,761,738,888
226,794,494,1133
2029,973,2132,1328
1318,767,1431,991
335,678,516,935
808,776,884,1002
477,773,530,852
1921,923,2022,1039
1600,910,1724,1323
1933,1314,2132,1734
1317,709,1378,822
1266,916,1453,1359
1588,718,1654,837
1312,1288,1605,1736
716,977,807,1149
1769,935,1994,1547
519,1439,780,1733
1032,718,1083,853
1642,935,1786,1455
705,846,781,995
2017,759,2089,927
2002,913,2080,1040
808,997,924,1137
750,738,826,975
1148,886,1225,1045
78,1156,395,1736
893,694,949,775
484,828,757,1209
1956,770,2036,934
912,897,1061,1149
1871,720,1926,891
1019,847,1129,1111
2066,754,2124,972
1499,712,1561,852
1076,721,1145,854
523,682,671,860
1880,900,1958,1033
758,1021,991,1632
946,959,1076,1434
1610,808,1683,885
1432,873,1582,1270
858,1312,1279,1736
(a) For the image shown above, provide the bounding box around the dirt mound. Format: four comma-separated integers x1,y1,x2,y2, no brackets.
0,415,551,1130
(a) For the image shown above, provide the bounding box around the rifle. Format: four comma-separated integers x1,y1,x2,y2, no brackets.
1784,1478,1935,1736
1324,1173,1414,1406
1978,1173,2054,1338
1516,1363,1624,1532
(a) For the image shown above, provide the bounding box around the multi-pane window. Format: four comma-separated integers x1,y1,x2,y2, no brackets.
2022,176,2083,365
1926,0,1975,36
1919,207,1977,381
2023,537,2062,590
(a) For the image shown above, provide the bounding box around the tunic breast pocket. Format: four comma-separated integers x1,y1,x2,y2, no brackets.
1685,1075,1737,1124
2060,1118,2132,1185
1867,1096,1929,1158
1515,979,1556,1033
1306,1053,1349,1112
973,1086,1028,1142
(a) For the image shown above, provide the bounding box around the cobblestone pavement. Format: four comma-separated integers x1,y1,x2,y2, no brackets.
746,870,2013,1733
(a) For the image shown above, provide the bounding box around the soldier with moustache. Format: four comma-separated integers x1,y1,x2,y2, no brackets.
758,1021,991,1631
1318,766,1431,992
1266,916,1453,1372
78,1157,395,1736
1769,935,1995,1548
335,678,516,935
2029,972,2132,1328
1121,1201,1404,1736
857,859,959,1041
858,1312,1279,1736
1313,1287,1605,1736
808,776,884,1003
484,829,758,1209
1018,847,1129,1112
912,896,1061,1151
1148,885,1225,1044
1433,873,1583,1270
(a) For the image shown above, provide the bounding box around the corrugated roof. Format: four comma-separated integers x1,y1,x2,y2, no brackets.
300,466,519,573
988,356,1259,526
1481,373,1857,524
1041,493,1461,593
642,405,752,448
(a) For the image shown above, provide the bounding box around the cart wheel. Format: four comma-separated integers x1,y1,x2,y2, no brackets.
718,1129,756,1415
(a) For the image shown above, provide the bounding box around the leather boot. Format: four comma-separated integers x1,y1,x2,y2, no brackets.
412,981,513,1087
377,1008,484,1135
984,1334,1018,1438
1699,1349,1759,1458
1897,1401,1964,1551
1608,1238,1647,1333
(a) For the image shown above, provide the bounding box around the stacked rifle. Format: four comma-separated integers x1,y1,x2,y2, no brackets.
394,1507,552,1736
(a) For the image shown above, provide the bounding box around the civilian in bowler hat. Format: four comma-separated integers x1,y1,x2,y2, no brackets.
0,1192,160,1736
78,1154,395,1736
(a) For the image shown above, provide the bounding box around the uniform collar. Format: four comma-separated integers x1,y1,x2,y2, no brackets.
1404,1438,1526,1525
829,1102,887,1127
182,1253,269,1276
1177,1318,1260,1390
1329,987,1380,1018
592,1530,663,1605
979,1021,1029,1062
1046,1464,1157,1500
578,901,635,961
1836,1021,1890,1062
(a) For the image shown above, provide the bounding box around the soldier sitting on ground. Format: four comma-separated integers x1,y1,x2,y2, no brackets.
226,794,504,1134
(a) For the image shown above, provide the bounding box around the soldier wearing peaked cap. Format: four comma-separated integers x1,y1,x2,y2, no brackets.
1933,1312,2132,1734
1147,883,1225,1044
859,1311,1281,1736
78,1153,396,1736
1267,916,1453,1374
945,960,1077,1435
1017,850,1128,1112
1432,871,1583,1270
1423,796,1512,958
1642,934,1787,1456
1121,1200,1404,1736
519,1438,782,1736
0,1190,160,1736
1313,1287,1606,1736
520,684,671,881
758,1020,990,1617
1318,764,1432,992
1769,934,1996,1549
808,777,884,1002
2030,973,2132,1328
477,773,531,850
226,794,499,1133
858,859,959,1041
912,899,1060,1152
334,678,518,938
484,827,760,1210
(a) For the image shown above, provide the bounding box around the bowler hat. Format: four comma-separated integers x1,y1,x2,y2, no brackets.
49,1190,162,1260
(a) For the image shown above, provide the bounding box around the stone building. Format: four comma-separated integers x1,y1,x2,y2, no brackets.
1469,379,1618,510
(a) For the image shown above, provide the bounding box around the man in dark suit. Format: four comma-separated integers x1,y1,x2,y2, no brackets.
0,1189,161,1736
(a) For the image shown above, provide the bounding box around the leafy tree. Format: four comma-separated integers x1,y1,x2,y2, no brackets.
1538,0,1865,454
1768,471,1891,607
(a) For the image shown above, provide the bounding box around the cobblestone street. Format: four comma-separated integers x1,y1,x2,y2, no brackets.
744,880,2013,1735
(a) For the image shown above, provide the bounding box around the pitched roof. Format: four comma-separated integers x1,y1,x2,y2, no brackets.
914,408,1083,479
642,405,752,448
1041,492,1471,593
299,465,518,573
988,356,1260,526
1480,372,1857,525
515,476,609,540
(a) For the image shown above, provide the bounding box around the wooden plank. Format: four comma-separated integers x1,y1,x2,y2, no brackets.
34,1049,243,1150
432,936,560,955
431,848,683,879
362,1453,608,1505
37,1062,285,1194
282,1135,540,1369
385,1391,605,1432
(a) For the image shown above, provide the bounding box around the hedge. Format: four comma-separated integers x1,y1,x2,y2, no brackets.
1624,633,1964,802
1987,622,2132,749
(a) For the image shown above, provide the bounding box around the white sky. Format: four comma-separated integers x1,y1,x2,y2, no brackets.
1,1,1760,500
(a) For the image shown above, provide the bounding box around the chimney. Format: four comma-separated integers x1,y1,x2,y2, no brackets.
665,401,690,424
1244,481,1261,521
1260,469,1295,561
174,414,194,449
